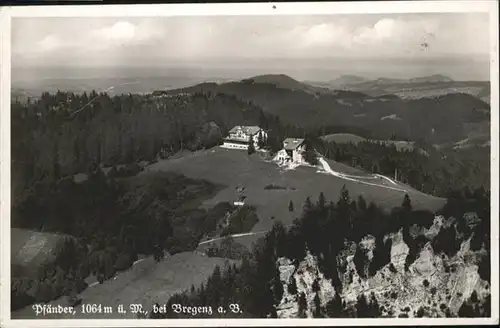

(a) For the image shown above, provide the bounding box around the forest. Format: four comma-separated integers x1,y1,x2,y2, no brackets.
156,186,491,318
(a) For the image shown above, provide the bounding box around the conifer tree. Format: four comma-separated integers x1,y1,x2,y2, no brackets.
298,292,308,318
257,130,265,149
303,138,318,165
247,135,255,155
368,292,381,317
272,268,284,305
312,278,320,293
313,293,323,317
337,185,352,233
302,196,313,217
357,195,367,213
287,277,298,295
355,293,370,317
353,245,367,278
402,193,412,212
326,294,343,318
317,192,326,212
289,200,294,212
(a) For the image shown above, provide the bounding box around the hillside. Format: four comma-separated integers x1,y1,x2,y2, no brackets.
243,74,335,95
329,75,368,86
11,228,70,277
146,147,445,249
165,77,490,145
409,74,454,83
12,252,236,319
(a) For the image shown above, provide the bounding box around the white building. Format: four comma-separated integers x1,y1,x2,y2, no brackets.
221,125,268,150
275,138,306,164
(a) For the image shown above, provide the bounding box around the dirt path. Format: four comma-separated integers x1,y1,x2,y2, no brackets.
318,157,408,193
198,230,269,245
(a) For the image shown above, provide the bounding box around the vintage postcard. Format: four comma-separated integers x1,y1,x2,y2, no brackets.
0,1,498,327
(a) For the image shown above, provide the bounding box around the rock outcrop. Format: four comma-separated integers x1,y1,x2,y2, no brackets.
276,252,335,318
275,216,491,318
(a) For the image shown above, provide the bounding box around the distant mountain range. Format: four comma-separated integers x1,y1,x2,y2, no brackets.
324,74,454,87
306,74,489,103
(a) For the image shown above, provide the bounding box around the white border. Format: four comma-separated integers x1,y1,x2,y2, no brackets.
1,1,498,327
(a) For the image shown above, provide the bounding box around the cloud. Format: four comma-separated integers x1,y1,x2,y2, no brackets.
20,20,167,57
11,13,489,67
353,18,440,47
93,21,136,42
354,18,397,44
37,35,62,51
297,23,353,49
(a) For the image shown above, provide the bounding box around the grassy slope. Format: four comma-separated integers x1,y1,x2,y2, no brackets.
321,133,417,152
12,253,235,319
146,148,445,248
11,228,69,275
321,133,367,144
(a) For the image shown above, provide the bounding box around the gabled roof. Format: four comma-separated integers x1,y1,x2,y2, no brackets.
283,138,305,150
228,126,262,135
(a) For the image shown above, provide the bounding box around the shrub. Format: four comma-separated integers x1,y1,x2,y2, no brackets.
114,253,133,271
287,278,298,295
220,205,259,236
264,184,287,190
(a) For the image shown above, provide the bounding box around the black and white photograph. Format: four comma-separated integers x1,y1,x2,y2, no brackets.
1,1,498,326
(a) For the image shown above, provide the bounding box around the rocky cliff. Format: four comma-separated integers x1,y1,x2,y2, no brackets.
276,215,491,318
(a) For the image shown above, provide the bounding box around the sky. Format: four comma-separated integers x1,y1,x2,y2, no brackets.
11,13,491,81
